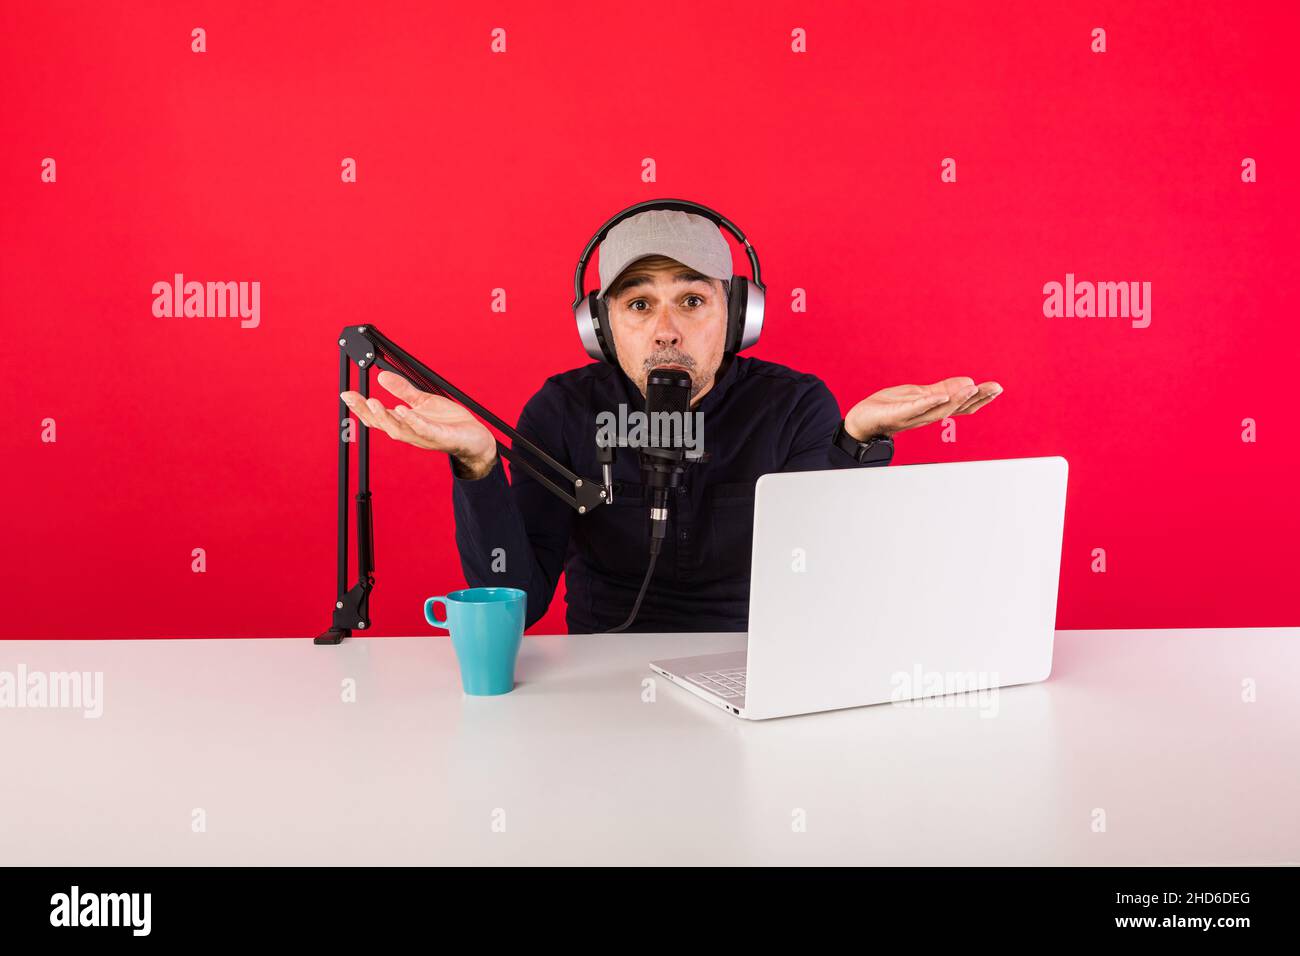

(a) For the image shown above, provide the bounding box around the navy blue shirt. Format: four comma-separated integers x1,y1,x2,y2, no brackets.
450,354,886,633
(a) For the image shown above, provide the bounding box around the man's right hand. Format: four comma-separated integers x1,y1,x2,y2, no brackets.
340,370,498,479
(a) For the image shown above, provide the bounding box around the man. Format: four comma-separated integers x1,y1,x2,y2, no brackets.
341,208,1001,632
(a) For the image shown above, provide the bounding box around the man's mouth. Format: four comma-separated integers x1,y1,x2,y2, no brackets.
647,355,695,371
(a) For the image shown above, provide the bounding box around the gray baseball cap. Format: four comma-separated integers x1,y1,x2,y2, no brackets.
597,209,733,298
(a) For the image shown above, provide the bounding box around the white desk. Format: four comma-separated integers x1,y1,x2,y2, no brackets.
2,629,1297,866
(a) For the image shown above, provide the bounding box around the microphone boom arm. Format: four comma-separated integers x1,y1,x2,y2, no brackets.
315,324,612,645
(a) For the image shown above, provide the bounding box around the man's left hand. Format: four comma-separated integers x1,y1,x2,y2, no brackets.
844,376,1003,441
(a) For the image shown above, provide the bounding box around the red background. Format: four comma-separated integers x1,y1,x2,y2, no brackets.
4,1,1296,639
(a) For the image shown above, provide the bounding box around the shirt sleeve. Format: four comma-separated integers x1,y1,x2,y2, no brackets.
780,376,891,472
449,382,575,629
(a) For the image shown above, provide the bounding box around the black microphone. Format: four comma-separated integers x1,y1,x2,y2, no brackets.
603,366,695,633
640,366,694,556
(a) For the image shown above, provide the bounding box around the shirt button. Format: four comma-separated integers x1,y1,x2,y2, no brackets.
680,530,688,540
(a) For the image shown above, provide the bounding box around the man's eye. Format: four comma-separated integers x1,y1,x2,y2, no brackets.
625,295,703,311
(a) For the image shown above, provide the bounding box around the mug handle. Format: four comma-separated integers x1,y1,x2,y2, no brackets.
424,597,450,630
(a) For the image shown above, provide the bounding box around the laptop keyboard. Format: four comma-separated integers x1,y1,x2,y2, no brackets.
685,668,747,699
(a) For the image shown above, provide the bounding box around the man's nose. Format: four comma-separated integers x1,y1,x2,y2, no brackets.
651,312,682,348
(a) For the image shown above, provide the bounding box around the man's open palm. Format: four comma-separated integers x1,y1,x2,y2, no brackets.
340,370,496,466
845,376,1002,440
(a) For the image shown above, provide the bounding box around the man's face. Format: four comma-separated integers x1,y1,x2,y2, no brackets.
603,255,729,404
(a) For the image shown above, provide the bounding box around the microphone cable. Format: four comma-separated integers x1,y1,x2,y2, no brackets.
602,546,660,634
603,483,673,633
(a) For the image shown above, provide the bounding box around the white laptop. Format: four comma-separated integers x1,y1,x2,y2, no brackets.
650,456,1069,720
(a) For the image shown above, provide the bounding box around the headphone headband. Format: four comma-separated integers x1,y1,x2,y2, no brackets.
571,198,764,309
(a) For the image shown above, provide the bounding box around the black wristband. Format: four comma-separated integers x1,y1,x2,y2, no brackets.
832,419,895,466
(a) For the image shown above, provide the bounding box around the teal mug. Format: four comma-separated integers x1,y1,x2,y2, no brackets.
424,587,527,696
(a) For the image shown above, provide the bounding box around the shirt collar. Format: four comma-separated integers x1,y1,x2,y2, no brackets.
695,353,744,415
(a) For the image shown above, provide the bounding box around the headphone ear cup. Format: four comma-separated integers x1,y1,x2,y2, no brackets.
725,277,749,355
593,292,618,365
575,291,618,364
739,279,764,352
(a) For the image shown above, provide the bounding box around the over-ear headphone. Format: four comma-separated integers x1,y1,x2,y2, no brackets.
572,198,766,365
